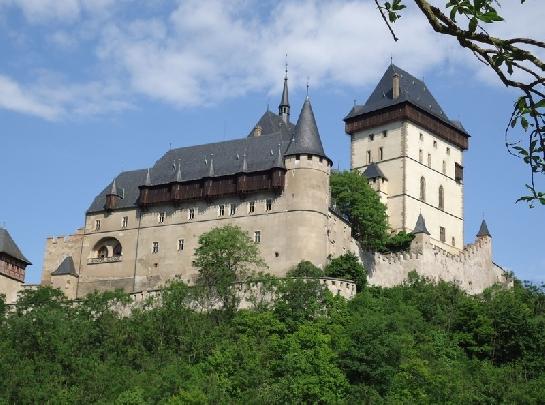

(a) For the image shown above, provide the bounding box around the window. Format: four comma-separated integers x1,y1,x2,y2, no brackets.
440,227,446,243
113,242,122,256
438,185,444,210
433,140,437,148
218,204,225,217
420,177,426,202
230,204,236,216
98,246,108,258
369,133,375,141
379,147,383,161
419,133,424,141
383,130,388,138
152,242,159,254
122,216,128,228
177,239,184,252
249,201,255,213
366,150,372,164
188,208,195,220
307,155,312,160
295,154,300,161
254,231,261,243
419,149,423,163
266,199,272,211
452,237,456,247
158,212,165,223
427,153,431,168
455,163,464,183
95,220,101,231
442,160,446,174
446,147,451,155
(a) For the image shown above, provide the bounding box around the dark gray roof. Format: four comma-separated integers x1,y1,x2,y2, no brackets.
363,163,387,180
0,228,31,265
279,75,289,108
249,110,294,138
345,64,467,134
476,220,491,237
51,256,78,277
285,98,329,161
87,111,299,214
412,213,430,235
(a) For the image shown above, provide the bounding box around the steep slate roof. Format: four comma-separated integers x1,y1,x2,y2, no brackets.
412,213,431,235
476,219,491,237
88,111,298,214
0,228,31,265
280,74,289,109
51,256,78,277
363,163,387,180
345,64,468,134
285,98,330,161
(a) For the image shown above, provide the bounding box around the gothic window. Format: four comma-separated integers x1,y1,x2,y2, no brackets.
266,199,272,211
419,149,423,163
440,227,446,243
152,242,159,254
178,239,184,252
188,208,195,220
439,185,444,210
254,231,261,243
218,204,225,217
249,201,255,214
95,220,101,231
442,160,446,174
379,147,384,161
427,153,432,168
420,177,426,202
366,150,372,164
113,242,122,257
230,204,236,216
98,246,108,259
158,212,165,223
122,216,128,228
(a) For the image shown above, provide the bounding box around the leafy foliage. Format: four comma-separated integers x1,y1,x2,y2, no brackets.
1,274,544,403
325,252,367,292
287,260,324,278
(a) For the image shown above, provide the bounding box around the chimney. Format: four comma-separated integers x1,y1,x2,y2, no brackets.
252,125,262,137
393,72,400,99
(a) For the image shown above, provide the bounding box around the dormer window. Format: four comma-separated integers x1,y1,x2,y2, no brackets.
188,208,195,220
218,204,225,217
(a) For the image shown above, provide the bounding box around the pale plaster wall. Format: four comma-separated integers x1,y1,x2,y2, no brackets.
0,276,23,304
42,229,84,285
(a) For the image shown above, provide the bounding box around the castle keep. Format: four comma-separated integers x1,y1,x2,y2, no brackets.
40,65,510,299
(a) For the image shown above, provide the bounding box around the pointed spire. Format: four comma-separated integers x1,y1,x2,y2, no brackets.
176,159,182,182
241,152,248,172
145,168,152,186
476,219,491,238
208,154,215,177
285,98,328,161
412,213,430,235
279,60,290,123
273,143,284,169
109,179,118,196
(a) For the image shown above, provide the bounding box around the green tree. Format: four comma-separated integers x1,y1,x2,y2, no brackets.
330,170,389,250
325,252,367,292
193,225,265,313
286,260,324,278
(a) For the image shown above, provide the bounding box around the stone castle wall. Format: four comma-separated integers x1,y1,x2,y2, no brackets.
42,229,84,286
363,236,510,294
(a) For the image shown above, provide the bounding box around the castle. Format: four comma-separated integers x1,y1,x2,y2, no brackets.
32,64,510,300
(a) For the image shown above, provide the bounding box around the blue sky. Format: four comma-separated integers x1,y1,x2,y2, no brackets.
0,0,543,284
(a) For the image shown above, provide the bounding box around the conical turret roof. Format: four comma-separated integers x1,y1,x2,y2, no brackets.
476,219,491,237
279,75,289,109
412,213,430,235
285,98,329,161
363,163,387,180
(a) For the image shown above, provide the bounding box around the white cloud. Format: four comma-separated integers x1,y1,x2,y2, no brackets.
0,74,60,119
0,0,544,119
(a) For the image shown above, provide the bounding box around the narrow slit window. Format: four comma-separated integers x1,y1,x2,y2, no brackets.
218,204,225,217
158,212,165,223
249,201,255,214
440,227,446,243
379,147,384,161
230,204,236,216
427,153,431,168
419,149,423,163
95,220,101,231
122,216,128,228
420,177,426,202
366,150,372,164
266,199,272,211
254,231,261,243
152,242,159,254
177,239,184,252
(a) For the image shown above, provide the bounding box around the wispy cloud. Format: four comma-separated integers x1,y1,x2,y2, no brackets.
0,0,543,120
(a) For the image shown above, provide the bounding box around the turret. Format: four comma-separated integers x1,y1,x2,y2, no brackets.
410,213,430,254
476,219,491,239
363,163,388,205
105,179,122,210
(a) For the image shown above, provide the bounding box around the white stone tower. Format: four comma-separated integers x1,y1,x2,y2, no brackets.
345,65,469,251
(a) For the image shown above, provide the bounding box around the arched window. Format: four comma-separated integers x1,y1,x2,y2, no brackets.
113,242,122,257
98,246,108,259
420,177,426,202
439,185,444,210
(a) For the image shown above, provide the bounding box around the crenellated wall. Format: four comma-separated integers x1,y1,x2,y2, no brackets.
363,235,510,294
42,229,84,286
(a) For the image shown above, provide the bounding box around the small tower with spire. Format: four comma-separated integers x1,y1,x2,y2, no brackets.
279,62,290,124
105,179,122,210
410,213,431,254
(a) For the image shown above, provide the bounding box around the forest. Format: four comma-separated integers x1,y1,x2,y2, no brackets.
1,272,544,404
